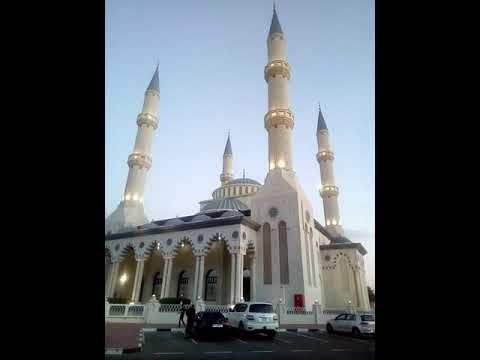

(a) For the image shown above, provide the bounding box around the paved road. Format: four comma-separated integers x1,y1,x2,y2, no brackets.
106,330,374,359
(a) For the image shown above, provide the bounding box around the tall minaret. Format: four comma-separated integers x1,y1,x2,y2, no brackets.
316,105,344,237
220,133,234,185
264,5,295,172
105,65,160,233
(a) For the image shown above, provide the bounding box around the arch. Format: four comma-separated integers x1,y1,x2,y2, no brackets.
204,269,218,301
263,223,272,284
278,220,289,284
176,270,190,299
152,271,162,298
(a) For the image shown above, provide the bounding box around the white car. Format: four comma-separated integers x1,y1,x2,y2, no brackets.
326,313,375,337
227,302,279,339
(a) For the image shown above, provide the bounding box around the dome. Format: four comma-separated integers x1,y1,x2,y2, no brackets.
227,178,261,186
164,218,185,226
200,198,248,212
191,214,212,222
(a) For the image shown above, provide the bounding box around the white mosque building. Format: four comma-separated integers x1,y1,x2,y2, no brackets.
105,8,371,311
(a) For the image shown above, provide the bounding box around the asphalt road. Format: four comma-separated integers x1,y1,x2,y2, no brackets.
106,330,375,359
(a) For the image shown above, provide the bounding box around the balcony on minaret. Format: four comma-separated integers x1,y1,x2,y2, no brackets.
316,150,335,162
136,112,159,130
319,185,339,198
264,60,291,81
264,109,294,130
127,153,152,170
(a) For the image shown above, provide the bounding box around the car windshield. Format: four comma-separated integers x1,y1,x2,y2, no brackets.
361,315,375,322
203,312,224,320
249,304,274,313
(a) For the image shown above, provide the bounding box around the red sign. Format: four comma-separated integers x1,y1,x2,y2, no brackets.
294,294,304,307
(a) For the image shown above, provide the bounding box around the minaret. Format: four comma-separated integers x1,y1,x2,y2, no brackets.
316,105,344,237
105,65,160,233
220,132,234,185
264,5,295,172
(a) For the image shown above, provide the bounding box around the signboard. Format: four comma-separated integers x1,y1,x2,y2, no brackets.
294,294,304,308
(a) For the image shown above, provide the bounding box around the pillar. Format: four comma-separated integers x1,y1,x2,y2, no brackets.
250,255,256,301
164,257,173,298
160,257,169,299
230,252,236,304
196,256,205,301
107,261,120,298
131,257,145,303
191,256,199,302
236,253,243,302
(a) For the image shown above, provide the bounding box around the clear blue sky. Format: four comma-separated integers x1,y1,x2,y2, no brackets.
106,0,375,288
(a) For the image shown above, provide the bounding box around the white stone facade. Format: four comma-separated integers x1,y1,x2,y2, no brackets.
105,9,372,312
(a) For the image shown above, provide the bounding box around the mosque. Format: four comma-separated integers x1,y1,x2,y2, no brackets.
105,7,371,311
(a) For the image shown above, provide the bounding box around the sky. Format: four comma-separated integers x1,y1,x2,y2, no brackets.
105,0,375,288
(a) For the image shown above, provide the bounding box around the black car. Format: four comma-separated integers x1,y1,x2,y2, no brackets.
192,311,230,340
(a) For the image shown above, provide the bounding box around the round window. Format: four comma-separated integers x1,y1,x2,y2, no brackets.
197,234,204,243
232,231,239,239
167,238,173,246
268,207,278,218
139,242,145,248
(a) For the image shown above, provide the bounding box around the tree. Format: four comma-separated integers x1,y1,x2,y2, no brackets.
367,286,375,303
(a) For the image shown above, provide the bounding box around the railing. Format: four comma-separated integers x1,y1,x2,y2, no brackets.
205,304,232,313
286,307,313,315
158,304,183,313
107,304,145,317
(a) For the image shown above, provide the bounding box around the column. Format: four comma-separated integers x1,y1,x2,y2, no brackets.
196,256,205,301
107,261,120,298
192,256,200,302
164,258,173,298
131,258,145,303
230,252,236,304
160,257,169,299
250,255,256,301
239,253,244,301
236,253,243,302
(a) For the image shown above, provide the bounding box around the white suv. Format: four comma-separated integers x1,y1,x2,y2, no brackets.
227,302,279,339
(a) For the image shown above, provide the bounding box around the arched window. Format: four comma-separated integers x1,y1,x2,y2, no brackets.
263,223,272,284
152,271,162,298
176,270,189,299
278,221,289,284
204,269,217,301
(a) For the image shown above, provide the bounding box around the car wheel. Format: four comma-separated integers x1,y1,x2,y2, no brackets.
352,327,361,338
326,324,334,334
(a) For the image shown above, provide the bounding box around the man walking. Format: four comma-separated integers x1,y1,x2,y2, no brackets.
184,304,196,339
178,303,186,327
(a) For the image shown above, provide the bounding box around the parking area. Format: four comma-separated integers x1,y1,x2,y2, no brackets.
106,330,374,359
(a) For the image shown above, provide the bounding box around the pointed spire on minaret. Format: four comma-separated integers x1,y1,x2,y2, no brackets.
147,64,160,92
243,168,246,179
224,132,233,156
269,3,283,35
317,103,328,132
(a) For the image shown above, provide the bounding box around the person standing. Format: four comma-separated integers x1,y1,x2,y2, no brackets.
184,304,196,339
178,303,186,327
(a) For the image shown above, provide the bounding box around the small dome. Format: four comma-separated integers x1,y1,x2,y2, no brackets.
191,214,212,222
220,209,243,218
227,178,261,186
164,218,185,226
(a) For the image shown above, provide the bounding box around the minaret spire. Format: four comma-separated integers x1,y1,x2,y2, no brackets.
265,5,293,171
220,132,234,185
269,3,283,36
316,104,344,237
105,65,161,234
